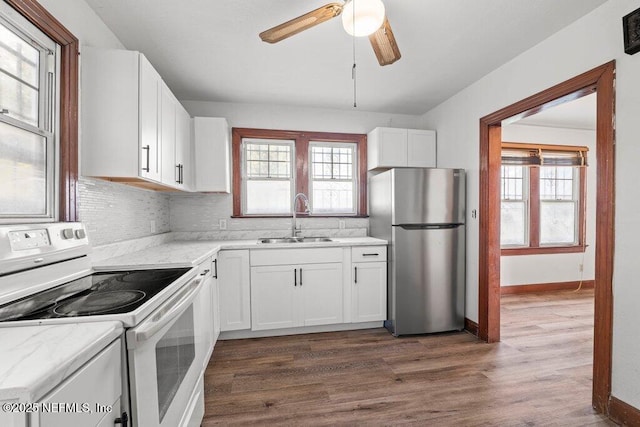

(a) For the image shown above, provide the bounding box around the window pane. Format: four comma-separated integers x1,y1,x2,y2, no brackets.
245,142,292,179
312,181,354,214
501,201,526,246
501,165,524,200
0,23,39,86
540,201,576,245
310,145,353,180
245,180,291,215
0,121,47,215
540,166,574,200
0,71,39,127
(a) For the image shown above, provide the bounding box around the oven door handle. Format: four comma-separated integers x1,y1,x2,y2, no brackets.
128,277,203,345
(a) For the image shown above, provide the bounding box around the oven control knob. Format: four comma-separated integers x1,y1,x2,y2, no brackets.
74,229,86,239
61,228,74,239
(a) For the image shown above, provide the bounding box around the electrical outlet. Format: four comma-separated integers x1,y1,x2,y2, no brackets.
339,220,346,229
471,209,477,219
579,263,584,272
150,220,156,233
219,219,227,230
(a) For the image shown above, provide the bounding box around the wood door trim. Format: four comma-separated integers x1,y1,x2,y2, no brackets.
478,61,615,415
6,0,79,222
609,396,640,426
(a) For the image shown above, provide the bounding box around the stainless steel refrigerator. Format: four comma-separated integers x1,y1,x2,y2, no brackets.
370,168,465,336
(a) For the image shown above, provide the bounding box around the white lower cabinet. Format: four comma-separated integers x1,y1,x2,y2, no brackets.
250,262,343,331
352,262,387,322
30,339,122,427
217,250,251,331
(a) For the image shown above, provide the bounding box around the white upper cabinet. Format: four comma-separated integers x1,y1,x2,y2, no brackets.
367,127,436,170
81,47,192,191
193,117,231,193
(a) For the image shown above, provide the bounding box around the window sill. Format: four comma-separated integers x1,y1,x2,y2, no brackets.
501,245,587,256
231,214,369,219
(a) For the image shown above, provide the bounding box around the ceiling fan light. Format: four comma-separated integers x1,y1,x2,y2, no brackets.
342,0,386,37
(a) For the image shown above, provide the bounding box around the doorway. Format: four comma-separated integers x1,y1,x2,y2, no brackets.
477,62,615,414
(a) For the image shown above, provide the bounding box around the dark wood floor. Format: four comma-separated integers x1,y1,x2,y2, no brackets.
203,288,616,426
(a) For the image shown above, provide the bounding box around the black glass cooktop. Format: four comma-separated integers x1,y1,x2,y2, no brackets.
0,267,190,321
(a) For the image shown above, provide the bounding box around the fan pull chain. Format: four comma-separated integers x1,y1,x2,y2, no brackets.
352,0,357,108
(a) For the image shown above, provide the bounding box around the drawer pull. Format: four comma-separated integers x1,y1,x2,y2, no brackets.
362,253,379,257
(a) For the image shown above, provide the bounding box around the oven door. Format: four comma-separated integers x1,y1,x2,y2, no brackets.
125,273,207,427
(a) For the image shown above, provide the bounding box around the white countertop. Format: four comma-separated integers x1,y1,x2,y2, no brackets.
0,321,123,402
93,237,387,269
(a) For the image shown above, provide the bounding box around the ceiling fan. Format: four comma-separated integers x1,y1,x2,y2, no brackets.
259,0,401,66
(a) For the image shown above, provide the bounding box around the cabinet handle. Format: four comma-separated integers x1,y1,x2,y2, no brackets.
114,412,128,427
213,259,218,279
354,266,358,284
142,145,150,172
175,164,181,183
299,268,303,287
294,268,297,287
200,269,210,276
362,253,379,257
180,164,184,184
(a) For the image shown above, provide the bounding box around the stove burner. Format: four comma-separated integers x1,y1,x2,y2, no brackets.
53,290,146,316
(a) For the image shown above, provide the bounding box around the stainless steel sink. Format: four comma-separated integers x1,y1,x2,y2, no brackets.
257,237,333,244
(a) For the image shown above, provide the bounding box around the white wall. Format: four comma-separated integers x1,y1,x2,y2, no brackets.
182,101,422,134
500,124,596,286
418,0,640,409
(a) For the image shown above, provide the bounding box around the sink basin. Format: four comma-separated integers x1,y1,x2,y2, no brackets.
258,237,333,244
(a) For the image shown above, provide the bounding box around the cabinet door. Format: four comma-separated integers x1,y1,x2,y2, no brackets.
300,263,343,326
218,250,251,331
352,262,387,322
139,54,162,181
175,104,192,190
212,256,220,344
370,127,407,169
193,117,231,192
160,81,177,187
407,129,436,167
251,265,298,331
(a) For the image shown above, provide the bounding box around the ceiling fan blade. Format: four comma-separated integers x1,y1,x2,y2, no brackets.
259,3,344,44
369,17,401,66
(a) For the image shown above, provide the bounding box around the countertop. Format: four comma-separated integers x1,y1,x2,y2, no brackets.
93,237,387,269
0,321,123,402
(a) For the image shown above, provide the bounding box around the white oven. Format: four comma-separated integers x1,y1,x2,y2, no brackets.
0,223,211,427
126,272,208,427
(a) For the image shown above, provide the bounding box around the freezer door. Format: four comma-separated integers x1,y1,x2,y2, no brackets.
388,224,465,335
391,168,465,225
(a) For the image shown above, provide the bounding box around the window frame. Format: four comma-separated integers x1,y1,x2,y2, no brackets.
500,142,587,256
308,141,358,215
232,128,367,218
4,0,79,222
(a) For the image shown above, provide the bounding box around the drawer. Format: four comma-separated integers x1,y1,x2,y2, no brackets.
251,248,343,266
352,246,387,263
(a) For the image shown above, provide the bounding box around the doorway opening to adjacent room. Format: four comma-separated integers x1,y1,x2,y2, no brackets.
477,62,615,415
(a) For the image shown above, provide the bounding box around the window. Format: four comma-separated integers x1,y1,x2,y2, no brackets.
1,0,79,223
500,142,587,255
233,128,367,217
309,143,356,214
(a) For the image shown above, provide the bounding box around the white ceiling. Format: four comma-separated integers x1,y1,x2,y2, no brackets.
84,0,607,115
515,93,597,130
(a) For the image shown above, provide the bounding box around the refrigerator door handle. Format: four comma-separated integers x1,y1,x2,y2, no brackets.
397,223,463,230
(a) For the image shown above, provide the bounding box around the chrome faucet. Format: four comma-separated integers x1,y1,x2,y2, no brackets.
292,193,310,237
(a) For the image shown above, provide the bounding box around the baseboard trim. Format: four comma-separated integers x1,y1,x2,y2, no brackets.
464,318,479,337
501,280,595,295
609,396,640,426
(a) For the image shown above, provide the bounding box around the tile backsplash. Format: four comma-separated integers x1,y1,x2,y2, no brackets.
78,179,369,247
78,178,171,246
169,193,369,241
